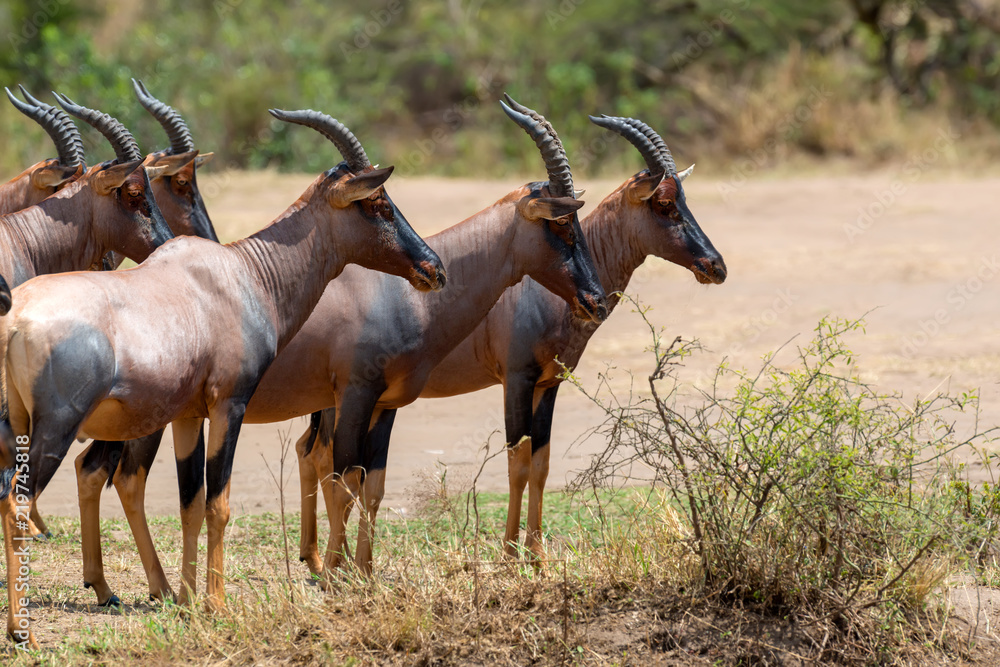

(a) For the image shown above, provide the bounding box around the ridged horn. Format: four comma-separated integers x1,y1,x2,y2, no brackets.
267,108,370,172
589,114,675,176
500,93,574,198
131,78,194,154
621,117,676,175
52,92,142,163
5,85,85,167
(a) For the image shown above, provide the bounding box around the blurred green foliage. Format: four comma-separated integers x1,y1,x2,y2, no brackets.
0,0,997,177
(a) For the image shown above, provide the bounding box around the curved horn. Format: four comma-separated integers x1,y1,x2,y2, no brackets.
500,93,574,198
589,114,674,176
267,108,370,172
5,85,85,167
52,92,142,163
621,117,676,176
131,78,194,154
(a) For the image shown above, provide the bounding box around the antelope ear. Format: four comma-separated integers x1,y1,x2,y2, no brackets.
30,163,81,190
329,165,394,207
677,164,694,182
194,152,215,167
147,149,199,177
91,160,143,195
517,195,585,222
143,164,170,181
627,171,664,203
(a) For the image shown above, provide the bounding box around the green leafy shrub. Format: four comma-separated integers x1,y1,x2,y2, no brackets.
568,309,999,650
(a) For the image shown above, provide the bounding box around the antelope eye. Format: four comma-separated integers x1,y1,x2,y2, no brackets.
126,188,142,198
174,178,189,187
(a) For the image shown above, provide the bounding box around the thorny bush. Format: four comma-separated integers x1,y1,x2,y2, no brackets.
565,305,1000,648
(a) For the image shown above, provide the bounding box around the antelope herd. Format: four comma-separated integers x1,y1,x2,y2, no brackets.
0,83,725,648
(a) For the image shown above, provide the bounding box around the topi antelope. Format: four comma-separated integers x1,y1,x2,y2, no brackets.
0,85,88,315
0,108,445,647
26,80,225,547
66,95,608,597
300,113,727,566
1,86,85,213
0,92,174,291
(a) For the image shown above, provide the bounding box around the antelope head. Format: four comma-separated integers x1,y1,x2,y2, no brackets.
3,85,86,208
133,79,219,242
269,108,446,292
54,92,175,264
502,94,607,323
591,115,726,285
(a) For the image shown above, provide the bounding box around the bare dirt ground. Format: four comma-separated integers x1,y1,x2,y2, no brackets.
33,169,1000,523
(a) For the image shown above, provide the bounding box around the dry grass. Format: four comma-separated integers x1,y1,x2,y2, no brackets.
4,477,999,665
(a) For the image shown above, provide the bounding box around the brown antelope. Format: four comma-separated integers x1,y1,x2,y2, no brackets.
0,92,174,291
0,86,87,319
0,109,445,647
131,79,219,242
26,80,224,551
66,96,607,597
297,114,727,567
1,86,85,213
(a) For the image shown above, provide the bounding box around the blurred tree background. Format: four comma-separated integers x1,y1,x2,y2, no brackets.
1,0,998,178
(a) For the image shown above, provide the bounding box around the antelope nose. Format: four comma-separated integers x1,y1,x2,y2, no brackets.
693,256,727,285
710,257,727,283
584,293,608,324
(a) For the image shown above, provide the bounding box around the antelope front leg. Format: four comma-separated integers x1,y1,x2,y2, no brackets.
114,429,173,601
205,404,248,612
296,411,326,576
524,386,559,562
28,501,50,539
321,384,381,585
355,408,396,575
503,372,539,558
319,466,361,586
173,417,206,606
75,441,119,606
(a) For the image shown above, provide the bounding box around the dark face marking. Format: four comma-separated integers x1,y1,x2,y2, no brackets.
152,158,219,242
646,174,727,285
106,165,175,261
522,184,607,323
326,162,446,291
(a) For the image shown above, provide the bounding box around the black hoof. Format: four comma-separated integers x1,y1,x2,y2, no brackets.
100,594,121,608
33,533,47,541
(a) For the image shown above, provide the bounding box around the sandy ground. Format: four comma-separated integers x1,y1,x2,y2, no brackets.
31,169,1000,523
